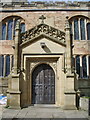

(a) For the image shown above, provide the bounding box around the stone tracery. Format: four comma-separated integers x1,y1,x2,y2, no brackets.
21,23,65,44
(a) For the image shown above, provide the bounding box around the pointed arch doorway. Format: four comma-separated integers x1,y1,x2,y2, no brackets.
32,64,55,104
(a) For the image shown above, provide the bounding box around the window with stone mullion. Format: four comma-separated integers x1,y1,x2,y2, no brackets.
0,55,4,77
73,17,90,41
80,18,86,40
70,22,72,34
89,56,90,78
12,55,14,69
82,55,87,78
7,19,13,40
74,18,79,40
76,55,80,77
21,23,25,33
5,55,10,76
87,23,90,40
2,24,6,40
2,16,25,40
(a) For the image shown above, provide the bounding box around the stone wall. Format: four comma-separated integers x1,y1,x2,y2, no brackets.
0,77,8,95
1,77,90,96
79,79,90,97
0,1,90,96
80,97,89,111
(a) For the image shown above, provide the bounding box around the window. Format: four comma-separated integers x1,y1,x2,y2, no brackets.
74,19,79,40
87,23,90,40
80,18,86,40
2,24,6,40
8,19,13,40
82,56,87,78
5,55,10,76
11,55,14,68
76,56,80,77
21,23,25,33
1,16,25,40
0,55,4,77
70,23,72,34
0,55,14,77
75,55,90,79
89,56,90,77
70,16,90,40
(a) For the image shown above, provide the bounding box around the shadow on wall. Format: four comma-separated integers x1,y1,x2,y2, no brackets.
40,43,51,53
43,46,51,53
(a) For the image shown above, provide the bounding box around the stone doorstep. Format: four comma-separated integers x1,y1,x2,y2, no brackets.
0,105,89,119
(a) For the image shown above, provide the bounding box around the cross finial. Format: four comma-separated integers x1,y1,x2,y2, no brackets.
39,15,46,24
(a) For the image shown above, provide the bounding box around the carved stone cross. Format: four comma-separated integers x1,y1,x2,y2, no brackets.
39,15,46,24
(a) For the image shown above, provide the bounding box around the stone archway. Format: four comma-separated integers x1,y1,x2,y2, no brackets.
32,63,55,104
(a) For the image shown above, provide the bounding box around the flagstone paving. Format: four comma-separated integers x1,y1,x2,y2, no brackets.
0,105,89,120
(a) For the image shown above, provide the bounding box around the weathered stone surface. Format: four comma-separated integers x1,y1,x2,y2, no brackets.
1,106,88,119
80,97,89,111
0,1,90,109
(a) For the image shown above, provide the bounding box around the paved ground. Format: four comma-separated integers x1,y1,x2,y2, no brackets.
0,105,90,120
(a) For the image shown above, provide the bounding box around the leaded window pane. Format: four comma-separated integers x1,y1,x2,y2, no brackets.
89,56,90,77
12,55,14,68
0,55,4,77
7,19,13,40
70,23,72,34
5,55,10,76
2,17,25,40
2,24,6,40
74,19,79,40
87,23,90,40
21,23,25,33
82,56,87,78
76,56,80,77
80,18,86,40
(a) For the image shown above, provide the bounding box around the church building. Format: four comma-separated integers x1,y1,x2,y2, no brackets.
0,0,90,109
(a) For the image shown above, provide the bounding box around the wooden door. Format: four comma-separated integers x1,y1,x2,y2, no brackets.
32,64,55,104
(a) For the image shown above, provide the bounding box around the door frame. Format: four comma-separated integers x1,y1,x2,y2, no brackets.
24,54,64,107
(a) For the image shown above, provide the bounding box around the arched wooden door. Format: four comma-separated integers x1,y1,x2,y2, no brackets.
32,64,55,104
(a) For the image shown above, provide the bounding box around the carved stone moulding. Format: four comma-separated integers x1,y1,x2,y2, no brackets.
21,24,65,44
